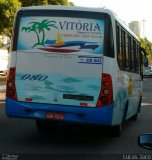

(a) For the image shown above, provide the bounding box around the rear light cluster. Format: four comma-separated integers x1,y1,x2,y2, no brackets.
96,73,113,107
6,67,17,100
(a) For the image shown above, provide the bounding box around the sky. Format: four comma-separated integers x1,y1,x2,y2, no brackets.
70,0,152,41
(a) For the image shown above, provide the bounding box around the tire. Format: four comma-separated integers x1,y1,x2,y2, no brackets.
111,125,122,137
130,114,138,121
122,101,129,123
36,119,59,132
131,96,141,121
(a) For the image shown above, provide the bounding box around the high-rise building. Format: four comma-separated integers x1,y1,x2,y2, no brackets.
128,20,146,39
129,21,141,37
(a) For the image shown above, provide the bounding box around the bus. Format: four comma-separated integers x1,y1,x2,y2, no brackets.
6,6,146,136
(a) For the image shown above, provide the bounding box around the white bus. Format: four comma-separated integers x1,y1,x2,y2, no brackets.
6,6,146,136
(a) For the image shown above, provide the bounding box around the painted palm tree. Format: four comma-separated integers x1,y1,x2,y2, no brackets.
22,24,41,47
22,19,58,48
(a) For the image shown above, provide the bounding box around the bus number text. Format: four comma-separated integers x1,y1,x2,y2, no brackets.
21,74,48,81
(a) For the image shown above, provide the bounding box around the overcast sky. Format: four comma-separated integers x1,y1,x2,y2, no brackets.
70,0,152,41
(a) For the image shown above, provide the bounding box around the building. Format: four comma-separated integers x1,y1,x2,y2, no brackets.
128,20,146,39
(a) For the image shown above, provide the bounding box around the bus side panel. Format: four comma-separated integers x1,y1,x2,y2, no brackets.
102,57,126,125
112,71,142,125
126,95,141,119
6,98,114,126
125,73,142,120
112,92,141,125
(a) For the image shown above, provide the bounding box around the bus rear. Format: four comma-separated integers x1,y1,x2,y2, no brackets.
6,6,114,128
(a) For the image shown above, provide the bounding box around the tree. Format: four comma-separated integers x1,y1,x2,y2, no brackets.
20,0,74,6
0,0,74,41
19,0,47,6
47,0,74,5
140,37,152,62
0,0,21,36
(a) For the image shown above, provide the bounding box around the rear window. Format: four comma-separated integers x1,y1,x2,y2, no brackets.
13,9,114,57
17,16,104,55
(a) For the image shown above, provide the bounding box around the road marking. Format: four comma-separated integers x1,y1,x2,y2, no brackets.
142,102,152,106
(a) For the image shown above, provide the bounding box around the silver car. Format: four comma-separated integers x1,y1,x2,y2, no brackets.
143,66,152,77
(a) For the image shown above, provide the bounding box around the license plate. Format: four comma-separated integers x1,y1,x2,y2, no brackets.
45,112,64,120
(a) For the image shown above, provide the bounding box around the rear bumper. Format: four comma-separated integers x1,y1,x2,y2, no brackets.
6,98,114,126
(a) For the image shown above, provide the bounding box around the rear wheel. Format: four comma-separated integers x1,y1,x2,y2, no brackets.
36,119,59,132
130,113,138,121
111,125,122,137
131,97,141,121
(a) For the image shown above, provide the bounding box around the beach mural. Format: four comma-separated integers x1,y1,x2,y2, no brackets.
15,16,104,106
17,16,104,54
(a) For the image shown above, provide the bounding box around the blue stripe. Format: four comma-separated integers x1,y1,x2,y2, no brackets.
6,98,114,126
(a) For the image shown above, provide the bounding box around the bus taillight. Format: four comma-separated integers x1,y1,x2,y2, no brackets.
6,67,17,100
96,73,113,107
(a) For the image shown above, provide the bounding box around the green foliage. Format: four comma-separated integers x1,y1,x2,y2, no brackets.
20,0,74,6
20,0,47,6
0,0,21,35
0,0,74,36
47,0,74,6
140,37,152,61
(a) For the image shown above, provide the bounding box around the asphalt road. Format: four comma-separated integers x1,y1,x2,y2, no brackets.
0,78,152,160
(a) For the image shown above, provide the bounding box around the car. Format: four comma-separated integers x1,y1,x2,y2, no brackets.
143,66,152,77
0,44,10,76
149,65,152,75
138,134,152,150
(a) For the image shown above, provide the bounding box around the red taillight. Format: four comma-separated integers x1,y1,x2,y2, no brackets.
6,67,17,100
96,73,113,107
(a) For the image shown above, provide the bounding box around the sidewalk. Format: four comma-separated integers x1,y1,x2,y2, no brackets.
0,78,6,102
0,90,6,102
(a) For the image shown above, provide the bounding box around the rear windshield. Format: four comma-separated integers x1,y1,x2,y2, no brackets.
13,9,114,57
